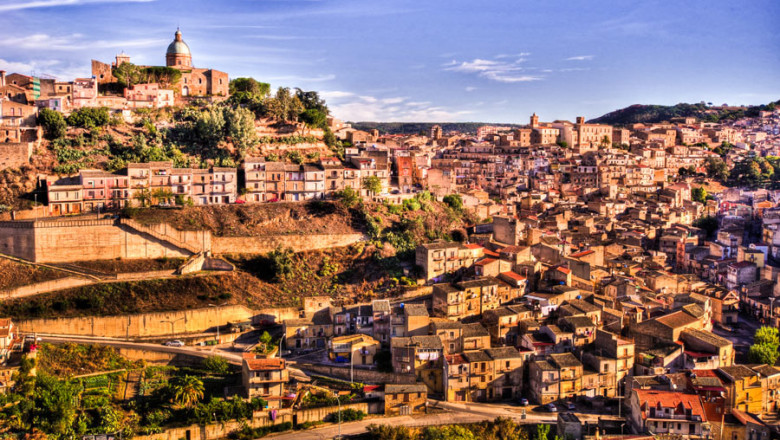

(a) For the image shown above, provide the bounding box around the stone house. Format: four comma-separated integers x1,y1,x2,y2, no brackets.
384,383,427,416
241,355,288,408
628,389,710,438
328,334,379,366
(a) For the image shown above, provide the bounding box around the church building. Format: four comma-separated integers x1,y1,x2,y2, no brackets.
91,29,229,99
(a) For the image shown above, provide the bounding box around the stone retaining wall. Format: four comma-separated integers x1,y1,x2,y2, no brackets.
296,362,417,385
212,233,365,255
16,305,254,338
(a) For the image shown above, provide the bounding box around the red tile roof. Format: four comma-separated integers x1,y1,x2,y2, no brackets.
500,271,526,281
634,389,706,420
243,356,286,371
464,243,483,249
475,258,497,266
570,250,595,258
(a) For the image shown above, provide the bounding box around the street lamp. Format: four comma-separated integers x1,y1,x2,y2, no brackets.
208,302,228,344
161,317,185,339
333,391,343,440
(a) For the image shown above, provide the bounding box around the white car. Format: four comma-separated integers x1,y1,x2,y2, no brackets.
164,340,185,347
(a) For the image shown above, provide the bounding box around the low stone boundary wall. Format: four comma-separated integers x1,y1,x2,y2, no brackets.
132,409,293,440
16,305,254,338
0,270,179,301
295,362,417,385
0,276,92,300
296,402,373,424
212,233,365,255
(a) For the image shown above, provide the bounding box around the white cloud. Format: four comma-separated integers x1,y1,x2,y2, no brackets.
0,0,154,12
381,97,407,104
266,73,336,83
329,94,472,122
0,58,87,80
465,86,477,92
495,52,531,59
566,55,594,61
444,56,540,83
0,33,166,51
320,90,354,100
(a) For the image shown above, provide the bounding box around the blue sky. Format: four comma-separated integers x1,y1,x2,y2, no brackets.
1,0,778,122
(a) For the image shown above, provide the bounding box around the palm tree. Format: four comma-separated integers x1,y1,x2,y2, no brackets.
168,375,205,408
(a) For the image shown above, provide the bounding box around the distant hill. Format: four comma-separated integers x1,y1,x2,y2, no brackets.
589,100,778,126
350,122,525,135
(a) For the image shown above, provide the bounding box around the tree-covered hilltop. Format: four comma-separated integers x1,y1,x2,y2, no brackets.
350,122,525,135
589,100,779,126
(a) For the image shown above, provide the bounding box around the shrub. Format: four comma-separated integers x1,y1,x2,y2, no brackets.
67,107,110,129
201,355,229,375
38,108,67,140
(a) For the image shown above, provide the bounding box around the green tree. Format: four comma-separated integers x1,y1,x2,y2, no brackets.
705,157,729,181
366,424,415,440
422,425,476,440
140,66,182,88
335,186,361,208
229,77,270,97
38,108,67,140
133,187,152,207
268,246,294,280
112,62,141,88
151,188,173,205
534,424,550,440
748,344,779,366
224,106,256,155
295,89,328,113
443,194,464,211
256,331,274,353
754,326,780,349
167,375,205,408
202,355,230,374
265,87,305,122
362,175,382,196
31,374,81,437
299,108,328,131
693,216,718,238
194,106,226,148
67,107,110,129
691,186,708,204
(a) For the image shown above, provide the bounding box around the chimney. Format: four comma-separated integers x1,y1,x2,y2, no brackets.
576,116,585,125
0,70,5,87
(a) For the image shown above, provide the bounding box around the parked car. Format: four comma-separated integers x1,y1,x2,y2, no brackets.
544,403,558,412
518,398,529,406
164,340,185,347
566,402,576,410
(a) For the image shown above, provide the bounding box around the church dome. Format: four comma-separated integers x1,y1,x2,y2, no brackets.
166,29,191,55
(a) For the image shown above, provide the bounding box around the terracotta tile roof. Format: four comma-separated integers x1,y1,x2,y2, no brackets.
243,356,286,371
655,310,699,329
570,250,595,258
634,389,706,419
475,258,497,266
500,271,526,281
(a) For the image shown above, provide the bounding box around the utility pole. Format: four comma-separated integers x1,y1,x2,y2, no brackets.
209,302,228,344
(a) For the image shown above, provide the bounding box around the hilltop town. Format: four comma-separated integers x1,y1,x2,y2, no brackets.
1,27,780,440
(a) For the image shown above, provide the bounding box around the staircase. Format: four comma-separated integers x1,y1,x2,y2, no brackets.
118,218,202,255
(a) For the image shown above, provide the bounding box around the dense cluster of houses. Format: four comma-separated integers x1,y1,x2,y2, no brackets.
243,166,780,438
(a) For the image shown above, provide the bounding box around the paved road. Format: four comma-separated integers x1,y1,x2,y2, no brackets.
265,400,621,440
